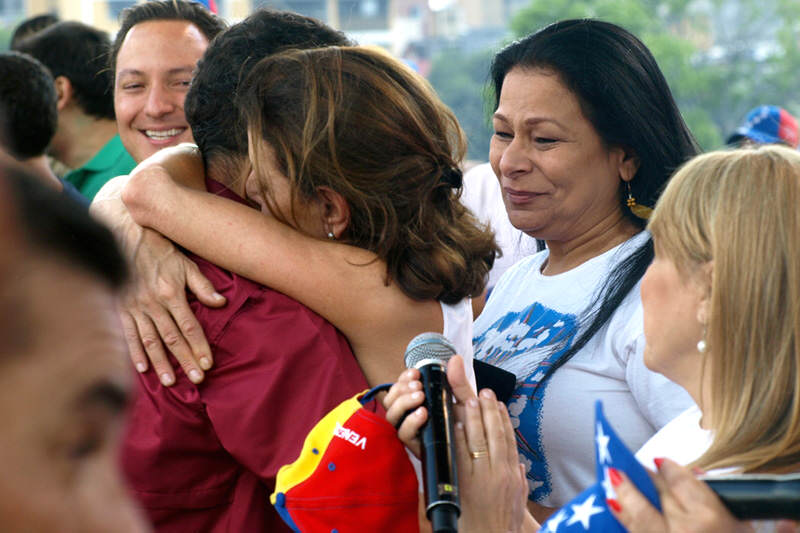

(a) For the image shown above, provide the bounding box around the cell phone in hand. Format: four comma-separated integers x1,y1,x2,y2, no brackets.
701,473,800,520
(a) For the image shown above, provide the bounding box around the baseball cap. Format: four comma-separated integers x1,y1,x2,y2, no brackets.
271,385,420,532
727,105,799,149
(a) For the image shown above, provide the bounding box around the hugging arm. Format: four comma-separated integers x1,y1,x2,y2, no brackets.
91,147,225,386
123,148,429,385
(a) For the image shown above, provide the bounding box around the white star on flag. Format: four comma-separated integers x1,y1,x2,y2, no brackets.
595,422,611,465
543,508,568,532
566,494,605,530
601,466,617,500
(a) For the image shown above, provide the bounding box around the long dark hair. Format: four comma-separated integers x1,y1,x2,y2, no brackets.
490,19,699,383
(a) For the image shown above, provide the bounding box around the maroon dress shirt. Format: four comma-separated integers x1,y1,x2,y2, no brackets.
120,179,368,532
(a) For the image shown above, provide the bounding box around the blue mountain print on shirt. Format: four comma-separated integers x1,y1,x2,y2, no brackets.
473,302,578,502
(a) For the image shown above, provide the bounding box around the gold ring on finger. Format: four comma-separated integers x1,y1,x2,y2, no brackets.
470,449,489,460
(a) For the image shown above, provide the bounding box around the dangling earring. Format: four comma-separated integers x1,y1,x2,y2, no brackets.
697,326,707,354
626,182,653,220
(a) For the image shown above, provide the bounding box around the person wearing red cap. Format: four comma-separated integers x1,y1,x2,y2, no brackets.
726,105,799,149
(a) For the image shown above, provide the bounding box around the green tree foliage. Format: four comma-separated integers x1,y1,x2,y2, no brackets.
428,0,800,160
427,47,496,161
0,25,13,51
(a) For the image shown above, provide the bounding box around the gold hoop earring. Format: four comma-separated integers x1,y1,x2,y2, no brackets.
626,182,653,220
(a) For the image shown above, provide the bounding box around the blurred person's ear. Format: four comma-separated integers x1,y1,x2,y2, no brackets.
54,76,74,111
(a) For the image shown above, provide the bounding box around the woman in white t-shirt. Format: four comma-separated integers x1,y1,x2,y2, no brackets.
610,146,800,531
471,19,699,520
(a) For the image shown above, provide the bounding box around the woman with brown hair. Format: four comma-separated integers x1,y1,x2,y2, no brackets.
121,45,498,388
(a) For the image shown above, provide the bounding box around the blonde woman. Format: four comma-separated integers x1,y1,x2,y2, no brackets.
609,145,800,530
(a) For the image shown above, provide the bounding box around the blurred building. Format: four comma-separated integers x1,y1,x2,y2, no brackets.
3,0,512,57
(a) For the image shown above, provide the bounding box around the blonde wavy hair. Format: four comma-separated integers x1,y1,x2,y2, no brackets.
648,145,800,473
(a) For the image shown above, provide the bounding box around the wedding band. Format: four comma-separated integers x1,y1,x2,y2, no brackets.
470,450,488,459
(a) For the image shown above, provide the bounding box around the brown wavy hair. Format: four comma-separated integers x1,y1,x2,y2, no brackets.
237,46,498,304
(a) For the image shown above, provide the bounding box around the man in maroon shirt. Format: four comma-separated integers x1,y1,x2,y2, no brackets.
109,11,364,532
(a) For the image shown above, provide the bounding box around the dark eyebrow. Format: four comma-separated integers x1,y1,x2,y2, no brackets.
166,67,195,76
492,112,565,129
116,66,195,79
116,68,143,79
76,380,129,413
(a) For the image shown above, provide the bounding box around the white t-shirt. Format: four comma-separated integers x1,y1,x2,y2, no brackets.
473,231,694,508
460,163,538,290
635,406,783,533
635,404,712,471
441,298,476,390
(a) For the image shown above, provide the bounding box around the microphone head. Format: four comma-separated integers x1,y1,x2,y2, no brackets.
404,332,457,369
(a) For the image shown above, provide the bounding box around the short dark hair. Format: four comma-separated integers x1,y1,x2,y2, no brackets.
490,19,700,387
186,9,350,163
15,21,115,120
109,0,226,83
0,158,128,288
9,13,59,50
0,52,58,159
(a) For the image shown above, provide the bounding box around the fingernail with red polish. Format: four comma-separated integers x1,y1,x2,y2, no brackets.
606,499,622,513
654,457,666,470
608,467,623,487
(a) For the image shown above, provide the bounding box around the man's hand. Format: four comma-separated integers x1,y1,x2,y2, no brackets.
92,177,225,386
121,227,225,385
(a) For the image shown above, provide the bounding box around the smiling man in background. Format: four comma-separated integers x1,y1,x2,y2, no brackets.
109,0,225,164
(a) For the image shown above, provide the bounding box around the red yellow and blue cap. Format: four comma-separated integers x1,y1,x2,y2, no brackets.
727,105,799,149
271,385,420,532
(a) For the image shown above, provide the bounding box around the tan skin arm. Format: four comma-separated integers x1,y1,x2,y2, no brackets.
123,148,442,387
92,173,226,386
